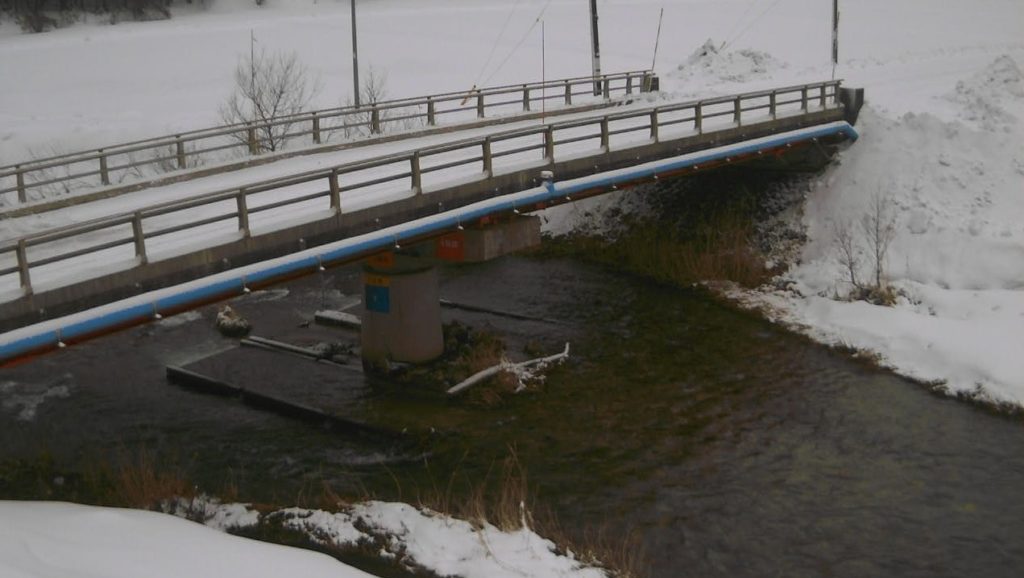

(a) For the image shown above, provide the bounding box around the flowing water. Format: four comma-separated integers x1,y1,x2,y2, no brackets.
2,255,1022,578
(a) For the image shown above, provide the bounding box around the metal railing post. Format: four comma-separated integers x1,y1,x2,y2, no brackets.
734,98,742,126
626,75,633,94
600,117,610,151
543,126,554,163
99,150,110,185
410,152,422,194
427,98,436,126
132,211,147,265
236,189,250,237
770,91,777,119
522,86,530,111
801,87,808,112
695,102,703,134
247,125,258,155
15,166,26,203
477,93,485,118
312,112,321,144
564,81,572,105
370,107,381,134
16,239,32,295
603,77,611,100
482,137,493,177
329,169,341,213
820,84,827,108
650,109,659,142
175,137,186,169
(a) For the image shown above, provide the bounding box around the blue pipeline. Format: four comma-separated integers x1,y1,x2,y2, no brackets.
0,122,857,363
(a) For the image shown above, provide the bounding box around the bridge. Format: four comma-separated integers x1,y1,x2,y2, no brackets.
0,73,861,365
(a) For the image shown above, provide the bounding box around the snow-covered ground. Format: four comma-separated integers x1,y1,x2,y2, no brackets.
0,499,609,578
1,0,1024,575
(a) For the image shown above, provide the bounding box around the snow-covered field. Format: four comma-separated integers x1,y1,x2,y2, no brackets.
1,0,1024,575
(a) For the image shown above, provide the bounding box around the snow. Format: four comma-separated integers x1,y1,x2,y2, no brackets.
0,501,376,578
1,0,1024,573
278,501,608,578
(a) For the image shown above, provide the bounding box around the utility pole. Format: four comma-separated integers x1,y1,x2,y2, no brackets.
351,0,361,107
831,0,839,79
589,0,602,96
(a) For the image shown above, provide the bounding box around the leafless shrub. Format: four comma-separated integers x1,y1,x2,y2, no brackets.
831,191,899,305
220,48,319,153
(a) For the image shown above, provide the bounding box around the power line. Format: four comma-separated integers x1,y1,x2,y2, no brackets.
482,0,554,86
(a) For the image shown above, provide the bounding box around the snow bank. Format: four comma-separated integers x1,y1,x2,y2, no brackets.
0,501,375,578
279,501,609,578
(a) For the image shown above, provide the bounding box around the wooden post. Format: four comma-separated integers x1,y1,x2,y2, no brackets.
564,81,572,105
98,150,110,186
175,137,186,169
734,98,742,125
329,169,341,212
427,98,436,126
132,211,147,265
602,77,610,99
312,113,321,144
247,125,258,155
543,126,555,163
600,117,610,151
15,166,26,203
410,152,422,194
16,239,31,295
236,189,250,237
801,87,808,112
477,93,485,118
695,102,703,134
650,109,659,142
370,107,381,134
626,74,633,94
482,137,493,177
770,92,777,119
820,84,827,108
522,86,530,111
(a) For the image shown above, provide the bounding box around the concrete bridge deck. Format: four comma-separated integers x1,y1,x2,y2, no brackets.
0,80,859,363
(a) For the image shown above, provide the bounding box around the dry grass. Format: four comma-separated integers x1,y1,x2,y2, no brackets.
87,448,196,508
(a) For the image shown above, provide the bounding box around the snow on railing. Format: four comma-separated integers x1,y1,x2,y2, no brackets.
0,80,843,305
0,71,653,205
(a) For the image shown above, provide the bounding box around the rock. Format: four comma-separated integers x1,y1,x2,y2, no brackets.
215,306,251,337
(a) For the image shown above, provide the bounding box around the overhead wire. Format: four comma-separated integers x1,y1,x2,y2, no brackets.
720,0,763,50
470,0,525,90
722,0,787,51
481,0,554,86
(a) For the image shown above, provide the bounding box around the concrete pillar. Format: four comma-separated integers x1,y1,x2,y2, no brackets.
360,253,443,368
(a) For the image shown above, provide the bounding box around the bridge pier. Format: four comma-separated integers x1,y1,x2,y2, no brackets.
360,253,444,369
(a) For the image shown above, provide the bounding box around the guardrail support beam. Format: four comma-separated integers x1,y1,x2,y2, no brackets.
16,239,32,295
734,98,742,126
371,107,381,134
482,137,493,177
329,169,341,213
132,212,148,265
99,150,110,186
820,84,827,108
175,137,186,169
236,189,250,237
801,87,809,112
600,117,610,151
626,75,633,95
603,77,611,100
522,87,530,111
564,81,572,105
411,152,422,194
477,93,485,118
544,126,555,163
770,92,777,119
427,98,436,126
248,126,258,155
312,113,322,144
650,109,659,142
695,103,703,134
15,166,26,203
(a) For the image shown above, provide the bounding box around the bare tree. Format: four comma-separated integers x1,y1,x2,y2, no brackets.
861,192,897,291
220,48,319,153
832,217,861,290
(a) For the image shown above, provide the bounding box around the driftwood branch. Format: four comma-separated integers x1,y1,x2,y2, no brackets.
446,342,570,396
